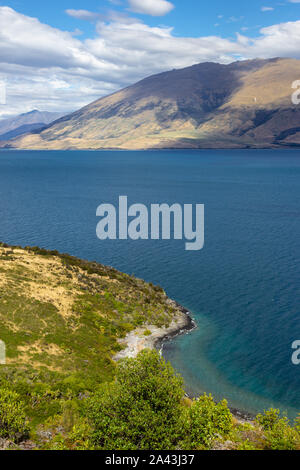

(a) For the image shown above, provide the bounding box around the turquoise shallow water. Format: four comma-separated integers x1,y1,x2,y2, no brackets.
0,149,299,417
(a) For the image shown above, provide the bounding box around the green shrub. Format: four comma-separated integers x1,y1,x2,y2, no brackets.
256,408,282,431
181,394,233,450
86,350,185,450
237,440,258,450
0,388,28,440
67,420,94,450
256,409,300,450
37,403,93,450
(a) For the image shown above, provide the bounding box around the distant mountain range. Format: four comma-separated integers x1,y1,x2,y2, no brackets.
0,110,65,141
2,58,300,149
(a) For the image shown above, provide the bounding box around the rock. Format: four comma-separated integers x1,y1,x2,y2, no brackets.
212,440,236,450
0,438,13,450
36,430,53,441
18,440,36,450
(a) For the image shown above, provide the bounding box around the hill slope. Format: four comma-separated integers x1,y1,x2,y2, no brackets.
0,243,186,383
3,58,300,150
0,110,65,140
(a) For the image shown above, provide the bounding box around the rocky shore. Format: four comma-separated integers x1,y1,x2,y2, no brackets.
114,302,196,360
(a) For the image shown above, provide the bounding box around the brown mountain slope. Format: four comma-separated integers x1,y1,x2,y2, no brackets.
3,58,300,150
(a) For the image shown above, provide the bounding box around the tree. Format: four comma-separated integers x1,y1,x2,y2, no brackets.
86,349,185,450
180,394,233,449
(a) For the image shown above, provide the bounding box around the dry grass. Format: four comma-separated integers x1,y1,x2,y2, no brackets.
0,244,179,377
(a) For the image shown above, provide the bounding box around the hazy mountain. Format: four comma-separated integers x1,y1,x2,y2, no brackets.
0,110,66,140
3,58,300,149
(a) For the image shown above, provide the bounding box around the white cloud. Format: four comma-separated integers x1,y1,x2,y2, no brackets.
128,0,174,16
1,6,300,118
261,6,274,12
248,20,300,57
65,9,102,21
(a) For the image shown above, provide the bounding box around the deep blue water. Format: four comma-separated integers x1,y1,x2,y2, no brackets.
0,149,299,418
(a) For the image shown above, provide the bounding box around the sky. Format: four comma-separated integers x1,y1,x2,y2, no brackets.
1,0,300,117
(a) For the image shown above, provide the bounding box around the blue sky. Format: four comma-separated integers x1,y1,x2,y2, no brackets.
1,0,300,117
3,0,300,38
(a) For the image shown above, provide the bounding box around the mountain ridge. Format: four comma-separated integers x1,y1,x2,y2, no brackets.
0,110,66,141
2,58,300,150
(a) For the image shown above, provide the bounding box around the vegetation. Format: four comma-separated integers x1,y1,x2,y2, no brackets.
256,409,300,450
87,350,185,450
9,350,298,451
181,395,233,450
0,244,299,450
0,389,28,440
0,243,177,424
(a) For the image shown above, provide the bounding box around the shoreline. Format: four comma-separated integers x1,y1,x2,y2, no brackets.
154,303,197,352
114,301,196,361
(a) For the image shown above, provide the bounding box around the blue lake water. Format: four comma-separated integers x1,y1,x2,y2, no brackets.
0,149,299,418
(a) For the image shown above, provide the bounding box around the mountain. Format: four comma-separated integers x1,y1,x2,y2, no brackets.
0,110,65,141
3,58,300,149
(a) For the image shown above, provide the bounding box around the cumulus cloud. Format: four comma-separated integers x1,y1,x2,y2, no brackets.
248,20,300,57
128,0,174,16
1,6,300,118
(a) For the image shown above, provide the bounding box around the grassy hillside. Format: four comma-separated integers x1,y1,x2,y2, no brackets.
0,243,184,434
4,58,300,150
0,243,180,378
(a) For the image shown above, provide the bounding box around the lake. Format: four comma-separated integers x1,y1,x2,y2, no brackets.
0,149,299,418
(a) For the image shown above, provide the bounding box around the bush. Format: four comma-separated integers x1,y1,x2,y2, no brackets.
0,388,28,440
256,409,300,450
37,402,93,450
86,350,185,450
181,394,233,449
256,409,282,431
237,440,258,450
